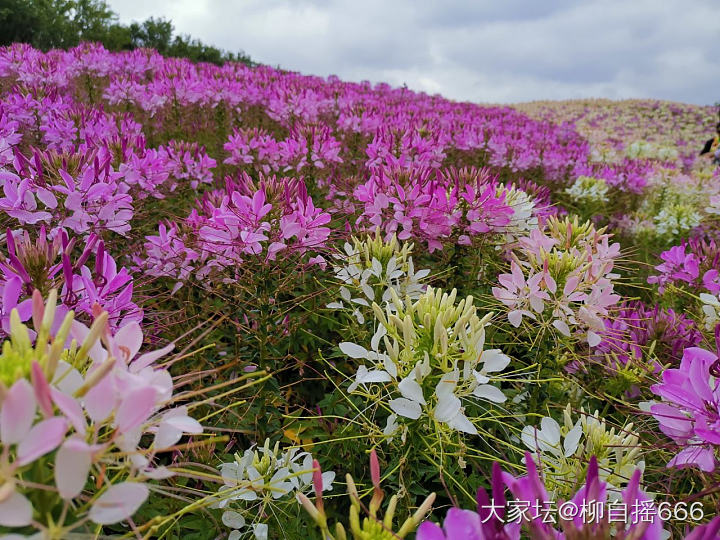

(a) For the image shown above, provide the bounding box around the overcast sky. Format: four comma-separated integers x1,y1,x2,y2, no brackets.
107,0,720,105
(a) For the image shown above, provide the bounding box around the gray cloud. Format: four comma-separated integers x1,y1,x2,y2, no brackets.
107,0,720,105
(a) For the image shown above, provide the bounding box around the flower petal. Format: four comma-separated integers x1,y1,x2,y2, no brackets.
1,379,36,445
0,491,33,527
416,520,446,540
398,376,426,405
473,384,506,403
389,398,422,420
116,386,157,434
56,438,92,499
222,510,246,529
339,342,368,359
16,416,67,466
89,482,149,524
481,349,510,372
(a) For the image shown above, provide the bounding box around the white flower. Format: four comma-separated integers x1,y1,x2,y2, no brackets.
706,195,720,215
432,371,477,435
471,349,509,403
383,414,399,438
496,185,538,243
389,397,423,419
153,406,203,449
342,287,510,435
327,233,429,323
521,417,582,458
398,374,426,405
339,342,369,359
222,510,246,529
253,523,269,540
348,365,391,393
289,452,335,493
653,203,701,238
216,441,335,539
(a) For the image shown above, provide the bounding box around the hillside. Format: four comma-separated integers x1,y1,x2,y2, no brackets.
0,43,718,539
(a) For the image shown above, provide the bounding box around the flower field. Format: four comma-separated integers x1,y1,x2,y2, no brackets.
0,42,719,539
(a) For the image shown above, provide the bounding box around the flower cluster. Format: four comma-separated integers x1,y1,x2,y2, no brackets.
521,405,643,498
565,175,610,205
326,230,429,324
418,454,664,540
298,449,435,540
654,203,703,239
224,125,343,173
342,287,509,436
351,167,518,252
142,173,331,287
595,300,703,368
0,291,202,536
648,237,720,295
215,439,335,540
1,147,133,235
493,216,621,346
0,228,141,334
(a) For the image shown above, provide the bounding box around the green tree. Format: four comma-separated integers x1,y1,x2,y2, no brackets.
0,0,253,66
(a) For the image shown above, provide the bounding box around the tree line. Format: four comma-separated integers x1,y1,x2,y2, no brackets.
0,0,254,65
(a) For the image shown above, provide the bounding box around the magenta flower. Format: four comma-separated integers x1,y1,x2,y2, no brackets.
0,276,32,333
650,346,720,472
421,454,663,540
648,238,720,295
0,229,141,334
503,453,663,539
142,173,330,286
417,508,487,540
685,516,720,539
595,301,702,369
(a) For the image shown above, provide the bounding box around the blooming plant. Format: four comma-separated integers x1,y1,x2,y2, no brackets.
650,346,720,472
298,449,436,540
326,230,429,325
0,227,142,333
215,438,335,539
492,216,621,347
142,172,331,288
418,454,665,540
521,405,643,498
342,286,510,437
0,291,202,537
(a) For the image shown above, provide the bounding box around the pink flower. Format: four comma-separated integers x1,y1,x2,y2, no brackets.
492,262,550,327
0,379,68,526
651,347,720,472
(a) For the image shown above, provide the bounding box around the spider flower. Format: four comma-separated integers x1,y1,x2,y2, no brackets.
326,230,429,324
342,286,509,436
0,291,202,536
493,216,621,346
141,172,330,286
648,237,720,295
595,301,702,368
521,405,643,499
0,228,141,333
215,439,335,539
650,346,720,472
298,449,435,540
419,454,664,539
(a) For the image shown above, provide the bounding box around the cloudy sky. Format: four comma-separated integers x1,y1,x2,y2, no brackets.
108,0,719,105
